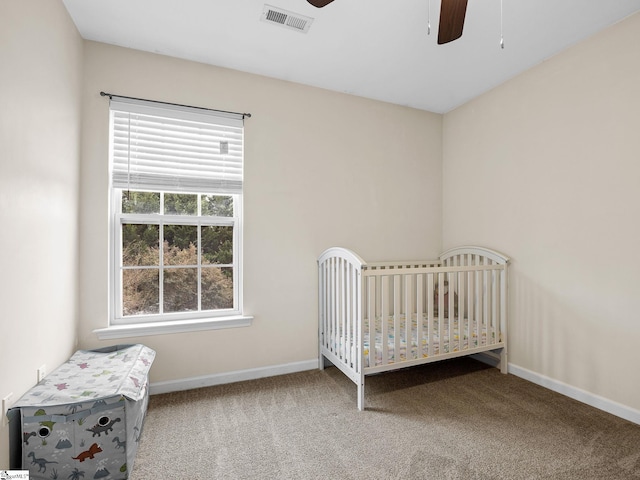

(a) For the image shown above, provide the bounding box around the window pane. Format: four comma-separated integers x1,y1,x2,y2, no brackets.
165,193,197,215
202,195,233,217
164,268,198,313
163,225,197,266
202,267,234,310
202,226,233,265
123,269,159,316
122,224,159,266
122,191,160,214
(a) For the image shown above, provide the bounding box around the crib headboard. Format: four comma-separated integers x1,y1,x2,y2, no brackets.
318,246,367,270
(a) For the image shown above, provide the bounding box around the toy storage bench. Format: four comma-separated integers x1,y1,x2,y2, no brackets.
8,344,155,480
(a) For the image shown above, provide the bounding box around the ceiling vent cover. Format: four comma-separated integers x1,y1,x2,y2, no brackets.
261,4,314,33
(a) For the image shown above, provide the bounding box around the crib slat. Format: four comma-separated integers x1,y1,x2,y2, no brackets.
393,275,401,363
327,258,332,354
344,260,349,358
460,269,468,351
318,261,323,349
450,258,457,353
469,269,476,349
404,274,412,362
447,272,453,352
319,261,326,353
368,276,376,369
325,260,330,352
438,272,445,355
491,268,498,345
483,267,489,347
351,262,359,371
336,258,342,357
455,257,460,353
332,258,337,355
347,261,352,355
325,260,330,351
339,260,343,356
416,274,424,359
342,258,349,366
445,261,451,349
477,268,483,346
381,276,389,365
457,269,465,351
427,273,434,357
500,265,508,371
336,258,342,356
337,258,342,359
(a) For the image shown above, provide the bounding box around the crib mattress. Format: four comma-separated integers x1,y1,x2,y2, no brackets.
332,315,500,368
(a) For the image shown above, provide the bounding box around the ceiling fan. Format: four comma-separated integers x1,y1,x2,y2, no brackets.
306,0,468,45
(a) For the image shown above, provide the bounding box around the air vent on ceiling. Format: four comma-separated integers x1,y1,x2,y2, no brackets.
261,4,314,33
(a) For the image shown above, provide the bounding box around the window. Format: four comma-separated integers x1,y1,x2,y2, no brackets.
116,191,237,320
105,96,250,333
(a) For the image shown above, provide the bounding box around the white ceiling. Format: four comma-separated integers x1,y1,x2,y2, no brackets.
62,0,640,114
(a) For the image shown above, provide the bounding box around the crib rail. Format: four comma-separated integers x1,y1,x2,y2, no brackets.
364,260,441,270
318,246,509,410
362,263,507,374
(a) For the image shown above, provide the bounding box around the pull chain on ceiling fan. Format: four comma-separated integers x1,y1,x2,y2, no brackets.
307,0,504,47
500,0,505,48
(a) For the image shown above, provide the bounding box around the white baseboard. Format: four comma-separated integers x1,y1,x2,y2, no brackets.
151,354,640,427
149,359,318,395
472,353,640,426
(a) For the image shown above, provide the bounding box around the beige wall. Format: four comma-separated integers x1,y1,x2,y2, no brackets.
443,13,640,410
78,42,443,383
0,0,83,468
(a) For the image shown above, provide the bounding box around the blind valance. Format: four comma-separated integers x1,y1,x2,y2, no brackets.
109,97,244,194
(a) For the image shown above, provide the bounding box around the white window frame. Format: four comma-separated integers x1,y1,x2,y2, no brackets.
96,97,252,339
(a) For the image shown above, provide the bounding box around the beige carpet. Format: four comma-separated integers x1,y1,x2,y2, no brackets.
130,358,640,479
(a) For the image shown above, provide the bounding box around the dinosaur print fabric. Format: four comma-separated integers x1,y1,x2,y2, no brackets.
7,344,155,480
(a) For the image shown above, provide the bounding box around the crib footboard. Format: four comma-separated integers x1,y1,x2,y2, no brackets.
318,247,366,408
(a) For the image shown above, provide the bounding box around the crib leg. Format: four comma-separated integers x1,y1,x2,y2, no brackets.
357,379,365,411
499,348,508,374
319,352,333,370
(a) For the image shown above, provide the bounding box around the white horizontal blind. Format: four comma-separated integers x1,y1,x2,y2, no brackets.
109,98,244,194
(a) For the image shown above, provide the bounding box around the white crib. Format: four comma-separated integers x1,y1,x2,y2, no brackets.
318,246,510,410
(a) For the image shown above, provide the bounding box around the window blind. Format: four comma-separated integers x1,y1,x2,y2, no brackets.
109,97,244,194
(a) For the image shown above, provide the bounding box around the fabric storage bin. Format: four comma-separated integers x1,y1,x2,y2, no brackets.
7,344,155,480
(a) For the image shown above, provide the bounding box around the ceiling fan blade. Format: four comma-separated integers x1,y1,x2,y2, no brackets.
438,0,468,44
307,0,335,7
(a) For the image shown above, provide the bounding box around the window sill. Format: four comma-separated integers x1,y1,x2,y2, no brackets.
94,315,253,340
